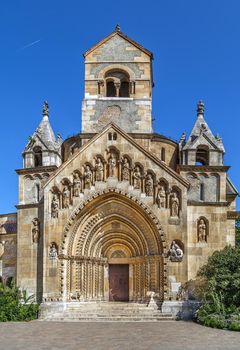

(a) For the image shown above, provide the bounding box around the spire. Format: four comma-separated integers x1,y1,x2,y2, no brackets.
24,101,62,152
182,100,225,152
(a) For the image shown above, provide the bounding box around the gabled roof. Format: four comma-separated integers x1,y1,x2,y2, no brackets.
44,122,189,188
83,26,153,59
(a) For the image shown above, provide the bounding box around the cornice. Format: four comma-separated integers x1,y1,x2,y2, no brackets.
187,200,229,207
16,203,39,209
178,165,230,173
16,165,58,175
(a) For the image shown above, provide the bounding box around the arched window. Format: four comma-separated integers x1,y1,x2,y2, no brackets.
106,81,116,97
105,70,130,97
33,146,42,167
36,184,40,202
200,183,205,201
161,148,166,162
119,81,129,97
196,146,209,165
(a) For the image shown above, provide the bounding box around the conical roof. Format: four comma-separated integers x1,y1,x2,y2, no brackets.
24,101,62,152
182,101,225,152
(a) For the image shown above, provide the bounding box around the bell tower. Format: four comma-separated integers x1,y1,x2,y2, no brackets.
81,25,153,133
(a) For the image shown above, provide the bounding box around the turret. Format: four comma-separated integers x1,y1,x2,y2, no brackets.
180,100,225,166
23,101,62,169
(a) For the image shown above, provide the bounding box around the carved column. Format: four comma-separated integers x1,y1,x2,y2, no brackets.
94,262,98,300
83,260,87,299
133,263,137,301
99,263,104,299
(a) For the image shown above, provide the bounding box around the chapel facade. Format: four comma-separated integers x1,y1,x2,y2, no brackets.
1,27,238,310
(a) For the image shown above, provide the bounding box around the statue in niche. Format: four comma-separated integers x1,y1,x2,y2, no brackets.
167,240,183,262
121,157,131,181
51,194,59,218
108,154,117,177
32,218,40,243
170,192,179,217
198,219,207,242
84,165,93,189
95,157,104,181
156,185,166,208
133,166,142,189
62,185,70,208
73,173,81,197
49,242,58,259
145,174,154,196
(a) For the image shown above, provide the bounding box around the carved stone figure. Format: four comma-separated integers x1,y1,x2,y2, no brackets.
84,165,93,189
32,218,40,243
170,192,179,217
133,166,142,189
51,194,59,218
156,185,166,208
145,174,154,196
108,154,117,177
73,173,81,197
167,240,183,262
95,157,104,181
198,218,207,242
62,185,70,208
49,242,58,259
121,157,130,181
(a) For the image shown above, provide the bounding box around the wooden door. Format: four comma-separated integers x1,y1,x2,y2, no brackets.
109,264,129,301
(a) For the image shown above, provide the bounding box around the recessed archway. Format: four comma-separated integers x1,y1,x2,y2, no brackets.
59,189,167,302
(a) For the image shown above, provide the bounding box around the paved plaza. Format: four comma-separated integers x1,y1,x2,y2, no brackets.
0,321,239,350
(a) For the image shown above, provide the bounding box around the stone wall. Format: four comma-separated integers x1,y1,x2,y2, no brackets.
0,213,17,283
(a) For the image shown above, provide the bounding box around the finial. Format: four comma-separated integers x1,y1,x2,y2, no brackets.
42,101,49,116
180,132,186,142
197,100,204,116
115,24,121,32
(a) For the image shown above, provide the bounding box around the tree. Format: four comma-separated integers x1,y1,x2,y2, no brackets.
0,281,39,322
236,215,240,246
196,246,240,330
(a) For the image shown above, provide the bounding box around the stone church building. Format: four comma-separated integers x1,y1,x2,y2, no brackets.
0,26,238,317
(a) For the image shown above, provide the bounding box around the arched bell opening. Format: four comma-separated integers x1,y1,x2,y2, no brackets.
60,191,167,303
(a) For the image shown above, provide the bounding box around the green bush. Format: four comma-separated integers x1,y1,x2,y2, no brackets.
0,281,39,322
194,246,240,331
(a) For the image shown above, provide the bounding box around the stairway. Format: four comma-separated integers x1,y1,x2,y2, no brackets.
39,302,174,322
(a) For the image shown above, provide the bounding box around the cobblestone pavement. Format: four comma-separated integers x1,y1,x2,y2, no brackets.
0,321,239,350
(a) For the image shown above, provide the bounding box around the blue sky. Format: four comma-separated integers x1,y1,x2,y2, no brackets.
0,0,239,213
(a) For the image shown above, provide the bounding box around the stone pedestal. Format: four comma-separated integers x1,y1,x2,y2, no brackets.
161,300,201,320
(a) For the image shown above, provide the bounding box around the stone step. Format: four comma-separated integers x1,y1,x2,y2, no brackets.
41,316,174,322
39,302,174,322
